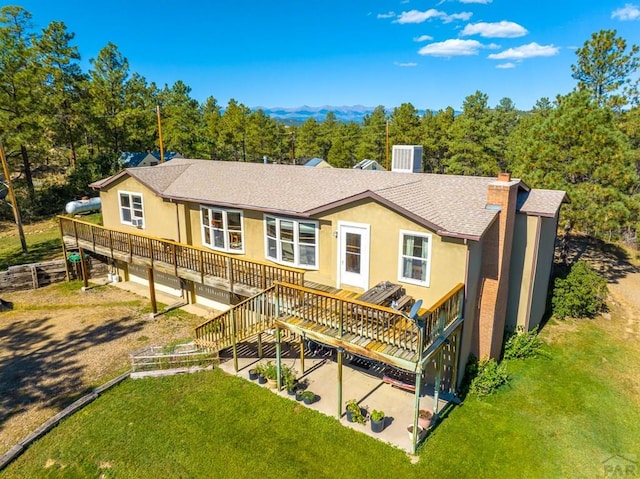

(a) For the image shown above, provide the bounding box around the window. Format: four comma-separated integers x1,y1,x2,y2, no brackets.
265,215,318,268
119,191,144,227
201,207,244,253
398,231,431,286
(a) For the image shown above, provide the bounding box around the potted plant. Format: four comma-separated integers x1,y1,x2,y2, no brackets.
418,409,433,429
248,367,259,381
295,389,304,401
370,409,385,433
345,399,366,424
302,390,315,405
283,366,297,395
407,424,424,441
262,361,278,388
254,362,267,384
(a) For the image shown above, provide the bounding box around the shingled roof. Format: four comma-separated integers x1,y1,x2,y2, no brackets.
91,158,566,240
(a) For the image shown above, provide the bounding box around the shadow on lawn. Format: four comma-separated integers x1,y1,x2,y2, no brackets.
560,234,639,283
0,312,144,435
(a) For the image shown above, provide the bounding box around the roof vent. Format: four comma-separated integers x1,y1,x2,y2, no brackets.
391,145,422,173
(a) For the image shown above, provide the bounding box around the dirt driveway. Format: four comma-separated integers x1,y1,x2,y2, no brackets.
0,281,204,456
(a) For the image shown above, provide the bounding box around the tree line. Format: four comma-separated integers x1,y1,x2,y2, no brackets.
1,6,639,244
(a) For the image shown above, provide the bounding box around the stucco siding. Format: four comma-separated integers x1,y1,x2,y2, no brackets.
506,214,536,331
100,176,180,241
528,215,557,329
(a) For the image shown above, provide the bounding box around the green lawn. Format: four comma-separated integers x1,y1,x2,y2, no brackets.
2,310,639,479
0,220,62,271
0,214,101,271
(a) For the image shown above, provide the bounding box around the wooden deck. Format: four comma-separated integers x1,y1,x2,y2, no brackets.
195,281,464,373
58,216,305,296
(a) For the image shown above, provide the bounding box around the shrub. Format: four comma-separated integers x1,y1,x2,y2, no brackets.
469,359,509,397
503,326,542,360
552,260,608,319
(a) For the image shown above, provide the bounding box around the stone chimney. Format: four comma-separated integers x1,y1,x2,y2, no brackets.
476,173,519,359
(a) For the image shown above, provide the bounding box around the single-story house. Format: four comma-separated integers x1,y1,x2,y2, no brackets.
80,158,565,371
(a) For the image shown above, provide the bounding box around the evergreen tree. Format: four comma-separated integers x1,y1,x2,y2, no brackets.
509,90,638,239
37,20,87,168
356,105,387,165
445,91,500,176
0,6,40,201
159,80,200,156
571,29,640,108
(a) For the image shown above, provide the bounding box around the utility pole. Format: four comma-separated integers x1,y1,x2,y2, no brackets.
156,105,165,163
0,143,28,254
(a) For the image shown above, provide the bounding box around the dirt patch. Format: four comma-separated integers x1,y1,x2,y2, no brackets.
0,281,203,456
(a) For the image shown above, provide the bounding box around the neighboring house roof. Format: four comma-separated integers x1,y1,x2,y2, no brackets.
92,158,566,241
303,158,332,168
118,151,182,168
353,159,385,171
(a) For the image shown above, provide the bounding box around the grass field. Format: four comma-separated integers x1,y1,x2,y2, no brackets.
2,309,638,479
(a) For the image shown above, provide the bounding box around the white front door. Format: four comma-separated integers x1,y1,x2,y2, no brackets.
338,222,370,290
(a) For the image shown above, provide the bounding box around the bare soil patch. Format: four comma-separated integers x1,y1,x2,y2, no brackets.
0,281,202,455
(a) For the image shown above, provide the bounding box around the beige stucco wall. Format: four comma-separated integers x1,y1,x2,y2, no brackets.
459,237,482,369
182,197,467,307
100,175,180,241
528,215,558,330
506,213,557,332
506,214,536,332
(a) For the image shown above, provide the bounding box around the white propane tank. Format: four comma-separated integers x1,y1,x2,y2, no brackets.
65,197,101,215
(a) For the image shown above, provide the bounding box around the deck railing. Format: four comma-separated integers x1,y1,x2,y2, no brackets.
58,216,305,292
194,282,465,362
195,287,277,349
422,283,465,350
275,282,420,352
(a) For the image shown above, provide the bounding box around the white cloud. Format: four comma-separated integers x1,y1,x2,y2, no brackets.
396,9,442,23
496,62,516,69
394,62,418,67
443,12,473,23
418,39,485,57
377,11,396,19
461,21,528,38
488,42,559,60
414,34,434,42
611,3,640,20
459,0,492,3
395,9,472,24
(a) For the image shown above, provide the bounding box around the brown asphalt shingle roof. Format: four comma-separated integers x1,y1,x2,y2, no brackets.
92,158,566,240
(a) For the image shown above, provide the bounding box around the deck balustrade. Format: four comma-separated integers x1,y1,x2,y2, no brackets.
58,216,305,294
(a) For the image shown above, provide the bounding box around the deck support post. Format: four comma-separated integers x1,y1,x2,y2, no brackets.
299,335,305,374
257,332,263,359
231,307,238,372
412,368,423,454
60,235,71,282
433,349,443,416
79,248,89,289
337,347,344,419
147,267,157,315
275,326,282,390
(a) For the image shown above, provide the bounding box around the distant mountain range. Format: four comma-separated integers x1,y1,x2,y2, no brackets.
254,105,428,124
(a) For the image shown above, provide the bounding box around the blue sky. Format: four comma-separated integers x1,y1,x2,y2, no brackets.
16,0,640,111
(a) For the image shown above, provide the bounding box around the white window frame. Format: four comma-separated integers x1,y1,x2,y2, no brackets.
264,215,319,269
398,230,432,287
200,206,245,254
118,190,144,228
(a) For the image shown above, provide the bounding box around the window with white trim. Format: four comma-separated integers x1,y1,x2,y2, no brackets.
265,215,318,268
119,191,144,227
398,231,431,286
201,207,244,253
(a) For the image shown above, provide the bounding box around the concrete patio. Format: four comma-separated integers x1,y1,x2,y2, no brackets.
217,337,450,454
